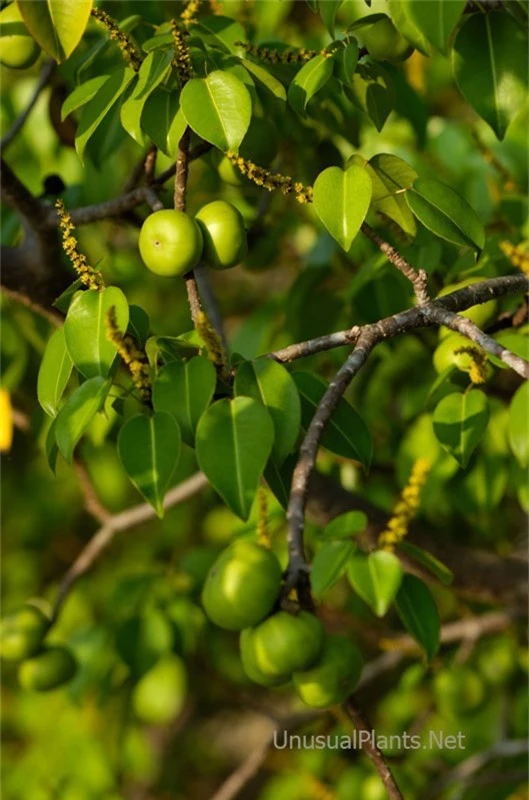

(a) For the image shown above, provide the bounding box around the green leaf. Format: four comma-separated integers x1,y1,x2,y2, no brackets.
287,53,334,115
349,61,395,131
18,0,92,62
347,550,403,617
61,75,109,121
37,328,73,418
313,163,372,251
141,90,186,157
195,397,274,520
397,542,453,586
264,453,296,509
180,70,252,151
366,153,417,237
120,49,174,145
118,413,181,517
453,12,529,140
322,511,368,540
333,39,359,85
55,377,110,463
433,389,490,468
406,0,465,54
64,287,129,380
311,540,355,599
395,574,440,660
241,58,287,101
292,372,373,467
127,305,150,347
75,68,136,162
152,356,217,447
195,15,246,54
388,0,431,55
234,359,301,464
319,0,343,38
508,381,529,467
406,178,485,254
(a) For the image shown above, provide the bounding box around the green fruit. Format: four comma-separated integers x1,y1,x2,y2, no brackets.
132,654,187,724
18,646,77,691
201,539,282,630
0,604,50,661
138,209,203,276
0,4,40,70
293,634,364,708
433,332,481,375
362,17,413,62
239,628,290,686
195,200,247,270
438,277,499,338
433,664,485,717
240,611,324,680
115,609,173,677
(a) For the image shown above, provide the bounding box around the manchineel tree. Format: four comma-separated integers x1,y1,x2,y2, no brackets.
1,0,528,798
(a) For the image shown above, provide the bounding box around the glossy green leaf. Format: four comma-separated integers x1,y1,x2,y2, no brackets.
292,372,373,467
508,381,529,468
350,61,395,131
195,397,274,520
127,305,150,347
195,15,246,54
242,58,287,101
61,75,109,121
141,90,186,157
152,356,216,447
407,0,465,54
64,287,129,380
120,49,173,145
234,359,301,464
319,0,343,38
398,541,453,586
311,540,355,599
264,453,296,510
388,0,431,55
433,389,490,468
118,412,181,517
333,39,359,85
367,153,417,237
37,328,73,418
287,53,334,115
18,0,92,62
55,377,110,463
395,574,440,660
75,68,136,162
406,178,485,254
323,511,368,540
347,550,403,617
313,163,372,251
180,70,252,151
453,12,529,140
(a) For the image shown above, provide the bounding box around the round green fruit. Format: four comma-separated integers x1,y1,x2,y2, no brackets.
438,277,499,338
0,604,49,661
362,17,413,62
240,611,324,680
239,628,290,686
201,539,282,631
433,332,481,375
293,634,364,708
132,654,187,725
0,4,40,70
138,209,203,276
433,664,485,717
195,200,247,270
18,646,77,691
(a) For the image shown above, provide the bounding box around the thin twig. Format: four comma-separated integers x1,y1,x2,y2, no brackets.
194,263,228,348
73,459,112,525
1,60,55,150
0,286,63,326
361,221,430,305
174,127,203,326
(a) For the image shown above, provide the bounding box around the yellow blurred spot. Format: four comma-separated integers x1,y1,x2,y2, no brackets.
0,388,14,452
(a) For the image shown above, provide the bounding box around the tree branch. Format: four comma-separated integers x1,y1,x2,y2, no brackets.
361,221,430,305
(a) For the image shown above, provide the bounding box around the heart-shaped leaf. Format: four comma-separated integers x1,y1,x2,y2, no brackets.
55,377,111,463
395,574,440,660
18,0,92,62
118,412,182,517
350,62,395,131
195,397,274,520
347,550,403,617
152,356,216,447
313,163,372,251
287,53,334,115
180,70,252,151
311,539,355,599
366,153,417,237
64,287,129,380
433,389,489,468
37,328,73,418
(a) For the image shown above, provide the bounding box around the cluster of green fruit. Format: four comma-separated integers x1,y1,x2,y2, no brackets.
0,3,40,70
139,200,247,277
0,602,77,691
201,538,364,708
432,277,498,377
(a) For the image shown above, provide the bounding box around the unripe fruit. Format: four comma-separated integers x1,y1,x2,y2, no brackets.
240,611,324,680
138,209,203,276
362,18,413,62
293,634,364,708
0,604,50,661
433,332,481,375
0,4,40,70
433,664,485,717
240,628,290,686
18,646,77,691
202,539,282,631
437,277,499,339
115,609,173,677
195,200,247,270
132,654,187,725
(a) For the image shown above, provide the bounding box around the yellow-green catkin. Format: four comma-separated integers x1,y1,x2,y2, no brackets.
170,19,192,85
453,345,488,384
238,41,330,64
378,459,430,551
90,8,142,71
55,200,103,290
257,486,270,548
105,307,152,404
196,311,229,378
181,0,201,24
500,240,529,276
225,151,313,204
